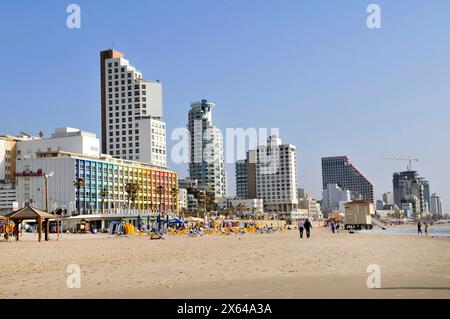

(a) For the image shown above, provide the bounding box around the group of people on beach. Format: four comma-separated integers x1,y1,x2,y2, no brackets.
297,219,312,239
417,221,430,236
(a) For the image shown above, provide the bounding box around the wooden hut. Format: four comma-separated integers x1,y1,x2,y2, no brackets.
5,205,57,242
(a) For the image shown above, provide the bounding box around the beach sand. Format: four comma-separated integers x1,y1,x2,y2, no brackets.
1,226,449,299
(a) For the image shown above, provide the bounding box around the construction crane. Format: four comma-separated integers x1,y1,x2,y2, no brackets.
381,157,419,171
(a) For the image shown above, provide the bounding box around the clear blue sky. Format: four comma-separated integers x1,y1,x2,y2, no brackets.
1,0,449,213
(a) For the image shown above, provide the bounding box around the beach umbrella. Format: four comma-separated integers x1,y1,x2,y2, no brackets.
168,217,185,224
165,214,169,234
157,214,161,232
137,214,142,231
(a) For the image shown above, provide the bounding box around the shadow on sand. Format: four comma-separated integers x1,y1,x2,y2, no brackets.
378,287,450,290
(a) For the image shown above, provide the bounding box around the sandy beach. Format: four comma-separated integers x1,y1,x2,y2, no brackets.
1,226,449,299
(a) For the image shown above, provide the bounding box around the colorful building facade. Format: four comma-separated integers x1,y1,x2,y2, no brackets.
75,157,178,213
16,152,178,216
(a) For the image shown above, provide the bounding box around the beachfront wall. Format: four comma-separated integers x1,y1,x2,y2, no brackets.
15,153,178,216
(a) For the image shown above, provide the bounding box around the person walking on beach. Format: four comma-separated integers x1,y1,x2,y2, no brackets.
298,219,305,238
304,219,312,238
424,222,429,236
330,220,336,234
417,221,423,235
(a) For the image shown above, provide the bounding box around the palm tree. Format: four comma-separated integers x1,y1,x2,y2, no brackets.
207,191,216,212
156,185,165,214
73,177,85,215
100,187,109,214
236,203,245,218
197,187,215,218
227,203,235,219
125,182,140,212
225,206,232,219
170,187,178,216
251,207,257,220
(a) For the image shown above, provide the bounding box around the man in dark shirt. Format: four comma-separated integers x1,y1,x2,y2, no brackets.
304,219,312,238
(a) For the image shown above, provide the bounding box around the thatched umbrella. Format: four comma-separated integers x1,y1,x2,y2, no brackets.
5,205,57,242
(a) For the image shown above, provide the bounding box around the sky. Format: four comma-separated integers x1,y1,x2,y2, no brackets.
0,0,449,213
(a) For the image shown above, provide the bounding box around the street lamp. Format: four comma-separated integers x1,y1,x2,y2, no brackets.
44,171,54,213
42,171,54,241
61,204,66,238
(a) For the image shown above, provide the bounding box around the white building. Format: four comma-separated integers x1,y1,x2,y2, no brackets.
322,183,351,214
1,133,40,212
101,49,167,167
255,136,298,216
430,193,443,218
178,187,188,211
382,192,395,206
0,184,16,213
16,127,100,160
297,188,323,219
188,99,226,198
217,197,264,216
138,118,167,168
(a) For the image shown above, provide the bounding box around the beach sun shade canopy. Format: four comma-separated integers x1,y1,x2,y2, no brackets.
5,206,57,220
4,206,59,242
168,218,186,224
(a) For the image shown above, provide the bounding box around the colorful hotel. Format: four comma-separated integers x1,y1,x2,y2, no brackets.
13,127,177,231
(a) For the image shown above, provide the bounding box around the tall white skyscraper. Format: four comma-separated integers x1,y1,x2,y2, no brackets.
255,136,298,215
100,49,167,167
188,99,226,198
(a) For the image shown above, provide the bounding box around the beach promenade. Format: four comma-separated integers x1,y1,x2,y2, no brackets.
1,226,449,299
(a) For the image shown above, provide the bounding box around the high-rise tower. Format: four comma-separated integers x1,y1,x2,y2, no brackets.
393,170,430,217
187,99,226,198
100,49,166,167
321,156,375,203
